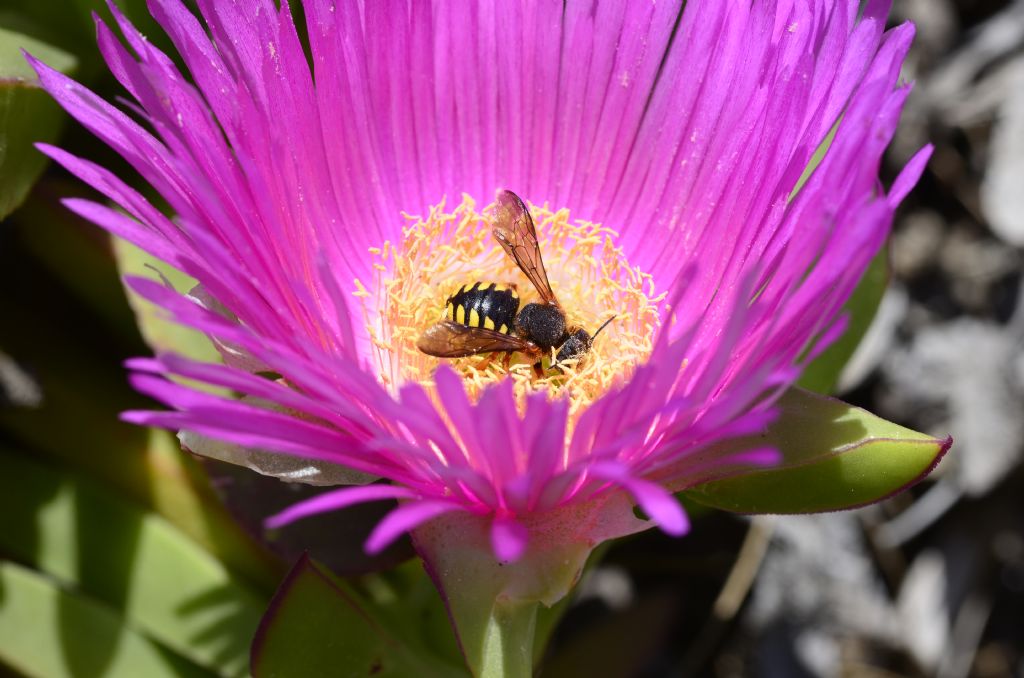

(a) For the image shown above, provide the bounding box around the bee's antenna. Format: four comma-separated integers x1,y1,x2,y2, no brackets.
592,315,617,339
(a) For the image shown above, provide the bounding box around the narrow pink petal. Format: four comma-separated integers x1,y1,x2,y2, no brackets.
127,354,373,436
366,501,465,555
519,393,568,508
121,375,404,483
60,198,182,265
491,517,529,563
662,447,784,492
589,463,689,536
889,144,933,206
433,365,486,469
476,380,523,491
36,144,194,258
265,485,418,529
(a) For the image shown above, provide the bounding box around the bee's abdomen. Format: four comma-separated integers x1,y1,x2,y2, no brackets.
446,282,519,334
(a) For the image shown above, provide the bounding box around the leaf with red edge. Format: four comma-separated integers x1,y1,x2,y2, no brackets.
251,555,464,678
681,388,952,514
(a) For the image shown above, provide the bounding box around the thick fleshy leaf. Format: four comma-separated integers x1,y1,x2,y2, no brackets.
0,26,75,219
681,388,952,513
798,248,889,394
0,449,268,677
356,560,467,670
2,410,284,597
0,560,212,678
250,555,463,678
0,230,282,592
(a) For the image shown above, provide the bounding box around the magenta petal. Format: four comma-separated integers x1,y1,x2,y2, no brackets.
490,517,529,563
627,479,690,537
61,198,182,265
589,462,689,537
889,144,934,207
265,485,418,530
33,0,933,572
365,501,464,555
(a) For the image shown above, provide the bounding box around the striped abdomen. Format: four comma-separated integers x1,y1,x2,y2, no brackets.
446,282,519,334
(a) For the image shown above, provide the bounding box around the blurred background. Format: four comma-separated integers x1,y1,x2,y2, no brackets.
1,1,1022,676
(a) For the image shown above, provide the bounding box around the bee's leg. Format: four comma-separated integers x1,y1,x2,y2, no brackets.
501,352,512,370
532,361,544,379
476,353,496,371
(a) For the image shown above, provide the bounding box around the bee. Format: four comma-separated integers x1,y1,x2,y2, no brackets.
417,189,615,372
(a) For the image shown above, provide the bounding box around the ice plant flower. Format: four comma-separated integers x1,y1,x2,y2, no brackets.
31,0,933,673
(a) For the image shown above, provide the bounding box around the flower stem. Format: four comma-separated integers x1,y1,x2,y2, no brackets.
475,599,539,678
411,502,652,676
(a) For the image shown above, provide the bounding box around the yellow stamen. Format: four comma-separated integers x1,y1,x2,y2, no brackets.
355,195,662,429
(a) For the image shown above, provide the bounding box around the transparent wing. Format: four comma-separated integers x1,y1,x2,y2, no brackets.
491,190,559,306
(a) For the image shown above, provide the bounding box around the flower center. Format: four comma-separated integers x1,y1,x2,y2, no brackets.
355,195,662,422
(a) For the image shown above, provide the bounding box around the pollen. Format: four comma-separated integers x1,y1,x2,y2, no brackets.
355,195,663,427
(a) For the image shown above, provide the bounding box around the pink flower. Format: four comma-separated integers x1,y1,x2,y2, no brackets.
30,0,929,566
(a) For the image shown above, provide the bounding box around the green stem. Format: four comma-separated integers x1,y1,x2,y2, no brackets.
410,503,651,677
475,599,539,678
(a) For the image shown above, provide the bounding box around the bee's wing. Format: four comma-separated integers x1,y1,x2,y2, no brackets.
417,321,539,358
492,190,559,306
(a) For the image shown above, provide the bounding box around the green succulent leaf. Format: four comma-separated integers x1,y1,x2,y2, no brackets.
251,555,464,678
0,309,282,592
0,449,268,677
0,559,213,678
0,25,76,81
355,560,466,669
681,388,951,513
0,176,282,592
0,26,76,220
799,248,889,394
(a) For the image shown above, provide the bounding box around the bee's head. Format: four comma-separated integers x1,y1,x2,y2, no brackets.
554,316,616,367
